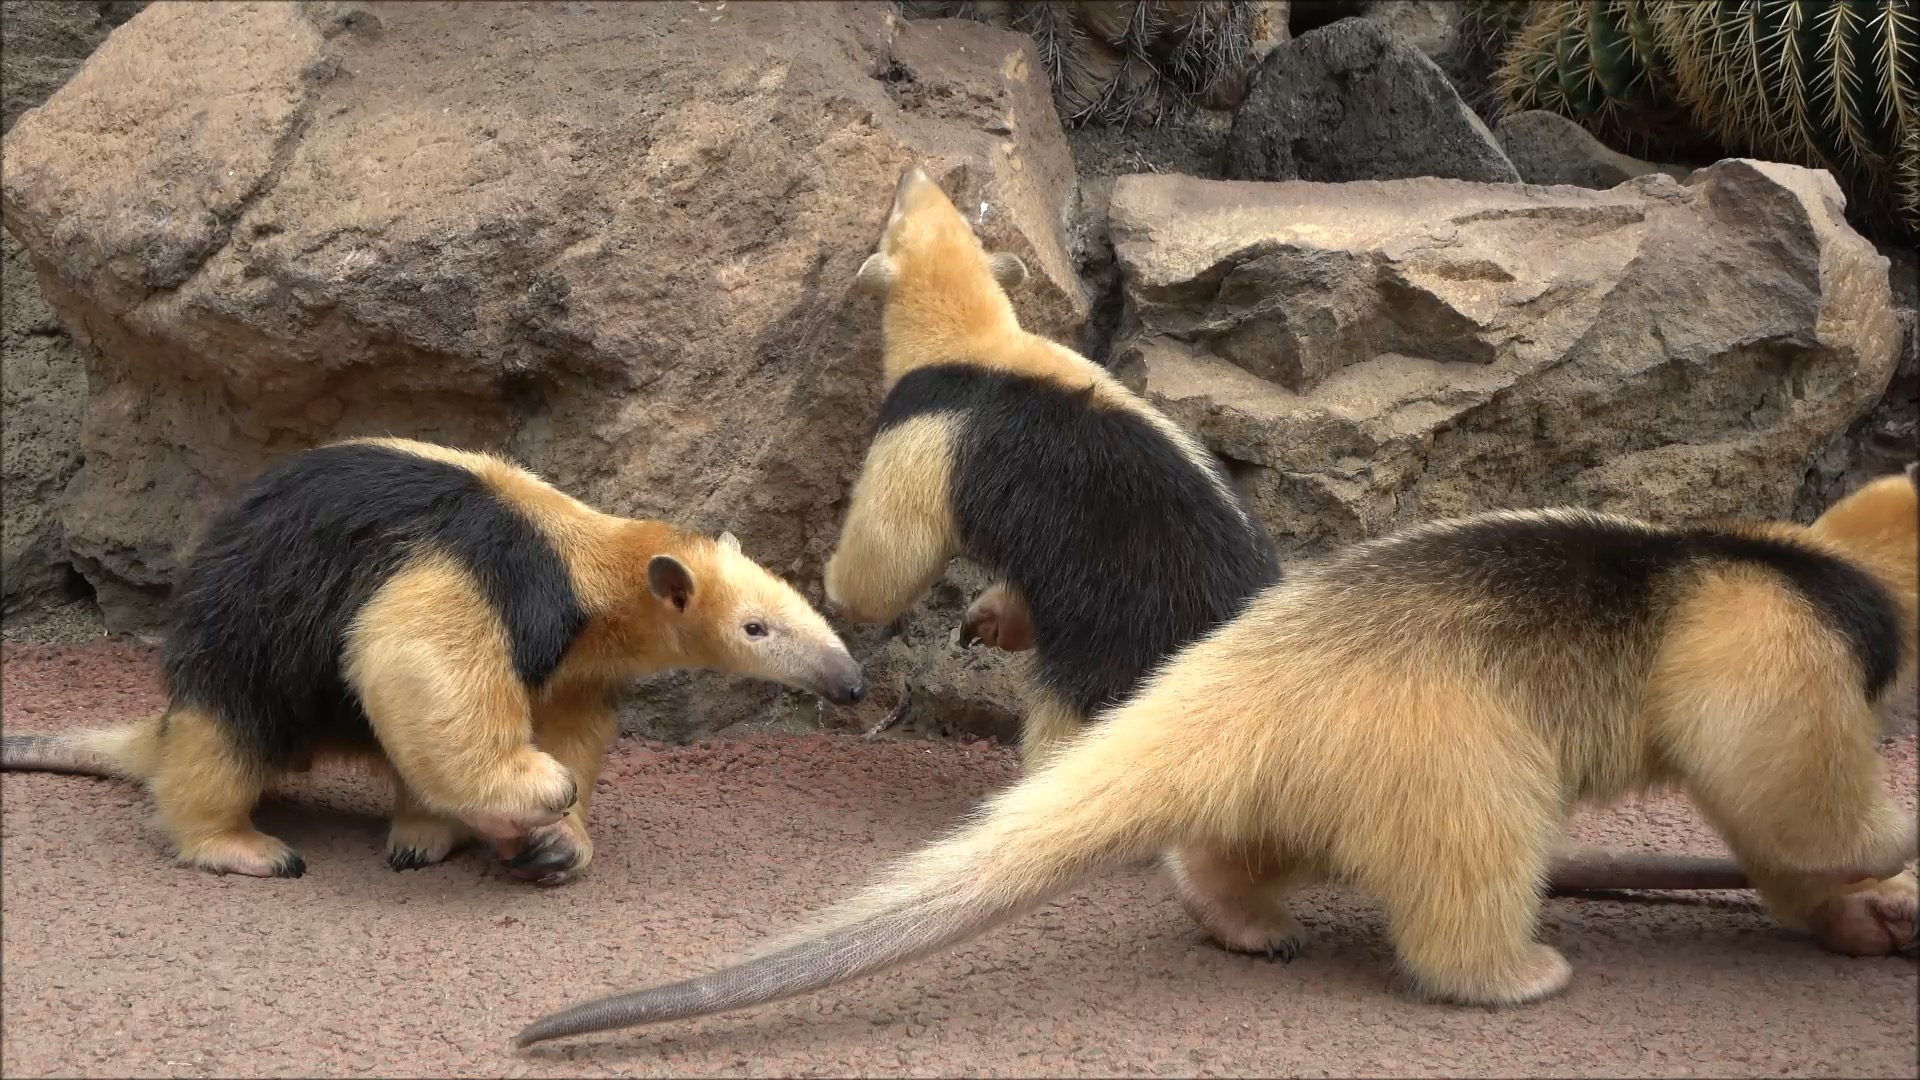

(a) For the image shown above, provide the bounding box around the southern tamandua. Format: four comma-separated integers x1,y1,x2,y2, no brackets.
820,163,1804,925
820,165,1282,774
2,437,866,885
963,582,1776,902
514,465,1920,1047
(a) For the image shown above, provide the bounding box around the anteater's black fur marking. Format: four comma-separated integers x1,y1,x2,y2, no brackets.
164,442,590,768
1374,513,1904,700
876,363,1281,717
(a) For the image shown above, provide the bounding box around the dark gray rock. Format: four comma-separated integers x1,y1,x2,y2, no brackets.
1223,16,1519,184
1495,109,1688,190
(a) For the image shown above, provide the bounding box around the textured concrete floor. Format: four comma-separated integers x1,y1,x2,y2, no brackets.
3,640,1916,1078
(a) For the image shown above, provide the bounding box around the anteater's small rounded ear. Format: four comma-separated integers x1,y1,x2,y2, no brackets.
647,555,697,613
716,530,742,553
854,251,896,295
987,251,1029,290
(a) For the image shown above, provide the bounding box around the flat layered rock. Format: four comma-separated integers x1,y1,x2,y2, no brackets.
1108,162,1900,557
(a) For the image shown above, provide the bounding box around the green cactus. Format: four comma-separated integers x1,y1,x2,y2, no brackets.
1486,0,1716,160
1484,0,1918,241
1451,0,1544,123
1654,0,1917,238
1902,123,1920,227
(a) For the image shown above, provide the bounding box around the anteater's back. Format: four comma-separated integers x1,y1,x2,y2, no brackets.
164,441,586,767
878,362,1281,718
1287,508,1902,724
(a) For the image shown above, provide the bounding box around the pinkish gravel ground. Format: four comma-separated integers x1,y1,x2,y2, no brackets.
2,640,1916,1078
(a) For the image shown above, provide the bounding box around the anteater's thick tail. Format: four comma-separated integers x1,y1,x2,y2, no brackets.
513,710,1200,1049
1,714,164,780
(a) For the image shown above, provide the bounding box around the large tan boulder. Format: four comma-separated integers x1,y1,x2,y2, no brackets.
1107,161,1901,558
1,0,1083,740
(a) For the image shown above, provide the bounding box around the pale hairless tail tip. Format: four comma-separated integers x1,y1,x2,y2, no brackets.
514,1005,614,1050
510,902,1003,1049
3,733,77,773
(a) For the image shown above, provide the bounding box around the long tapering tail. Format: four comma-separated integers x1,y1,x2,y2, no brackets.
1,715,163,780
513,719,1191,1049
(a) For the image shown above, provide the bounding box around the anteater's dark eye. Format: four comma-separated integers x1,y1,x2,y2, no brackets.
744,621,768,638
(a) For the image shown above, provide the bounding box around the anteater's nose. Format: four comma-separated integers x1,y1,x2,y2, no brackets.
825,662,866,707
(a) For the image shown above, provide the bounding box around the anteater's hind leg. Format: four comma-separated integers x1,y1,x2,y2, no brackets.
1166,844,1312,961
1370,814,1570,1006
1374,844,1569,1007
500,684,619,886
344,555,579,851
1342,684,1571,1007
147,707,305,878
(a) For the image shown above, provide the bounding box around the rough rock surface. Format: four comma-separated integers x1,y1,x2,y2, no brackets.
1352,0,1460,57
1108,161,1900,558
900,0,1292,121
1800,245,1920,518
1223,15,1519,185
0,0,1086,741
0,0,146,611
1495,109,1690,190
1,233,82,608
0,0,146,133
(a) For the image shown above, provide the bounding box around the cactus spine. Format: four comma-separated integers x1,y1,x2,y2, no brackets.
1484,0,1919,238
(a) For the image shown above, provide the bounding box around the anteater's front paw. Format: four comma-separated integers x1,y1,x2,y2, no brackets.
461,753,579,841
502,819,594,887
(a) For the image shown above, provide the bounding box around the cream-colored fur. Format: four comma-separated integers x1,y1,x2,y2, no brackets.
514,473,1920,1047
3,437,862,885
824,164,1249,635
822,415,963,624
833,164,1794,910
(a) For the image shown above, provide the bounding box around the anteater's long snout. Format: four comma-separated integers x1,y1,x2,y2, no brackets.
894,162,931,203
816,652,866,707
885,163,936,227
